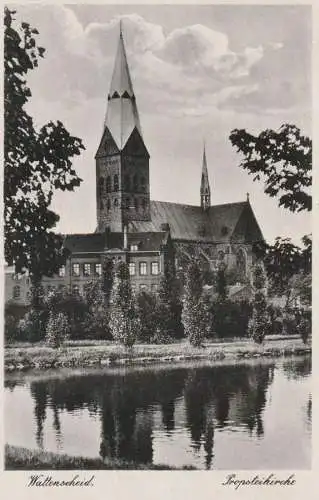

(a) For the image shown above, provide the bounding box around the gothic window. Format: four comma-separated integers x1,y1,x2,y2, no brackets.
100,200,104,210
236,248,246,280
107,199,111,211
141,176,146,192
133,174,138,191
114,198,118,208
106,176,111,193
114,174,119,192
124,174,130,191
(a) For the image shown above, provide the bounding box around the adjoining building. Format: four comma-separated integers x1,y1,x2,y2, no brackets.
5,25,264,304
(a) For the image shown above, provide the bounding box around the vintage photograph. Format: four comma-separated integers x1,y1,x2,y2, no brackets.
4,4,311,470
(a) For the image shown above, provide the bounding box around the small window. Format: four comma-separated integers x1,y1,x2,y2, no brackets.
107,199,111,211
129,262,136,276
83,263,91,276
140,284,147,291
95,263,102,276
58,266,66,277
151,262,160,275
114,174,119,192
72,285,80,296
13,285,20,299
114,198,118,207
130,244,138,251
72,263,80,276
139,262,147,275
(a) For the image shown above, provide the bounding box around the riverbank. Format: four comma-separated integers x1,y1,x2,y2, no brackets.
5,337,310,372
5,445,195,470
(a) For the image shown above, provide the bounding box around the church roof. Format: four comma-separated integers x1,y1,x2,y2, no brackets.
130,200,264,243
104,27,143,150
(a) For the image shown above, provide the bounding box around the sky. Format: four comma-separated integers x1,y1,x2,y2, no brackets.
11,4,312,244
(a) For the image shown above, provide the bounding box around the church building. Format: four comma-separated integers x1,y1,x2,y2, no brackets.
6,25,264,304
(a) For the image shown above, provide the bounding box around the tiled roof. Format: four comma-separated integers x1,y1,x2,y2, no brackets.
128,232,167,251
130,200,258,242
64,233,106,253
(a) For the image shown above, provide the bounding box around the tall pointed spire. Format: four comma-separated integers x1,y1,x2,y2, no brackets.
200,141,211,210
104,20,143,150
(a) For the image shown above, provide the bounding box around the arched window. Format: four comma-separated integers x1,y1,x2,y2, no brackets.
114,174,119,192
124,174,130,191
106,176,111,193
13,285,20,299
114,198,118,207
133,174,138,191
107,199,111,211
141,176,146,192
236,248,246,281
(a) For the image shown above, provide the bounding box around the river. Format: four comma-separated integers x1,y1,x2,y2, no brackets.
5,356,311,469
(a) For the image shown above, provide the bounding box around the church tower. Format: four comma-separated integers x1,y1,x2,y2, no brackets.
200,144,211,210
95,23,150,232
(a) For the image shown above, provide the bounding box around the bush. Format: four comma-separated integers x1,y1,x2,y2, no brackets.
249,262,269,344
212,300,252,339
45,311,70,348
136,291,159,343
18,309,47,343
150,328,173,345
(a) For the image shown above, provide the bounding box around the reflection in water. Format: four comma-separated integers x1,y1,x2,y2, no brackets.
5,357,311,469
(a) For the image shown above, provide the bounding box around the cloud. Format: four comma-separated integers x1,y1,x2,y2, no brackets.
16,5,310,122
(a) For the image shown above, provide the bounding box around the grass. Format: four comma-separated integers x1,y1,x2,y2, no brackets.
5,336,310,372
5,445,196,470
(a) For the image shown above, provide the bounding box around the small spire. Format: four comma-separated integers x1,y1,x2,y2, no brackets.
119,18,123,39
200,141,211,210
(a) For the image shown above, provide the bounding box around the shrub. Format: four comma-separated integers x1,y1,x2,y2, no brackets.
182,261,210,347
212,300,252,339
18,309,47,343
136,291,159,343
45,311,70,348
109,262,139,347
249,262,269,344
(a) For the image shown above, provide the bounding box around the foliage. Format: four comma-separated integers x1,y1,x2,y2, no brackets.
296,310,311,345
229,124,312,213
248,262,269,344
109,262,139,347
211,300,252,339
4,8,84,282
101,258,114,306
182,261,209,346
45,311,70,348
18,309,46,343
158,258,183,339
135,291,159,343
253,235,311,307
83,280,111,339
44,288,88,340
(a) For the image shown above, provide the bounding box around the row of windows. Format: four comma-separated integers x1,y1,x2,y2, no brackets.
59,263,102,277
98,174,147,195
129,262,160,276
100,197,148,211
58,261,159,278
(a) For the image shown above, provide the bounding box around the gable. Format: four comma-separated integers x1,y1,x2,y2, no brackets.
95,127,120,159
123,127,149,158
231,204,264,243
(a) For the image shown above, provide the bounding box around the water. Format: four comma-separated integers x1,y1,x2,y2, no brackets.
5,356,311,469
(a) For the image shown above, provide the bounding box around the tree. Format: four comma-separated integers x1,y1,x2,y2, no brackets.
230,124,312,307
84,280,111,339
182,261,209,347
109,262,139,347
157,258,183,339
4,8,85,287
46,311,70,348
136,291,158,343
229,124,312,213
248,262,269,344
